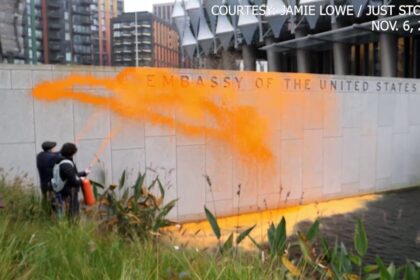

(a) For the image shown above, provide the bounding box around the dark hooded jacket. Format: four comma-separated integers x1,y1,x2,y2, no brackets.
36,151,60,192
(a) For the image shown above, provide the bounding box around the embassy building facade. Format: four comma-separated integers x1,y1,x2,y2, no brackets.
173,0,420,78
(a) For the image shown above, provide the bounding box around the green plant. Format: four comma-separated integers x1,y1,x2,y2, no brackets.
204,206,255,255
91,171,177,240
291,218,367,279
267,217,288,258
403,260,420,280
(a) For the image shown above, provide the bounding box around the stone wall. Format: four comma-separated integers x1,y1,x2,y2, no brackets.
1,64,420,221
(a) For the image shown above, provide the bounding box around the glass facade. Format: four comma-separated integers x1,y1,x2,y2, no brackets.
111,12,180,68
22,0,93,65
21,0,123,65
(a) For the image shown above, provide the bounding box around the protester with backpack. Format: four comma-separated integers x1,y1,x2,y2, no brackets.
51,143,91,217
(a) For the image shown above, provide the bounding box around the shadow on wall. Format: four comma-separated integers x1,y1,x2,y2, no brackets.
295,187,420,265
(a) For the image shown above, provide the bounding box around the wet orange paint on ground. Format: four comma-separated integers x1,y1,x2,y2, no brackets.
164,193,379,250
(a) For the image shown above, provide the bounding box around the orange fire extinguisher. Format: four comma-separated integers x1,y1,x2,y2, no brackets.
81,178,96,206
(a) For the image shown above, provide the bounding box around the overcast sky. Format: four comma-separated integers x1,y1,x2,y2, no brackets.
124,0,174,12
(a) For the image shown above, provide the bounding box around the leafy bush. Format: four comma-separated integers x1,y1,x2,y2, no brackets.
90,171,177,240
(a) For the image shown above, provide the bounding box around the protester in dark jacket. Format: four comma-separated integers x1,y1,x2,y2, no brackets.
55,143,90,217
36,141,60,197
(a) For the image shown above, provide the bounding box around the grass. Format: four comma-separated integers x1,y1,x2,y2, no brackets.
0,179,284,280
1,177,419,280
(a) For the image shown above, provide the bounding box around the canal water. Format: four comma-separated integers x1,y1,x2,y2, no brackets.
296,187,420,265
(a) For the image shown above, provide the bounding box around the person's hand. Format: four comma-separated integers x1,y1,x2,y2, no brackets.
85,166,92,175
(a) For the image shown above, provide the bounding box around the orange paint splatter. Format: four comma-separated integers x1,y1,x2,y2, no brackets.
32,68,331,165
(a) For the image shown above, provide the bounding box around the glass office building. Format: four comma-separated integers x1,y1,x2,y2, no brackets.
173,0,419,78
23,0,94,65
111,12,180,68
